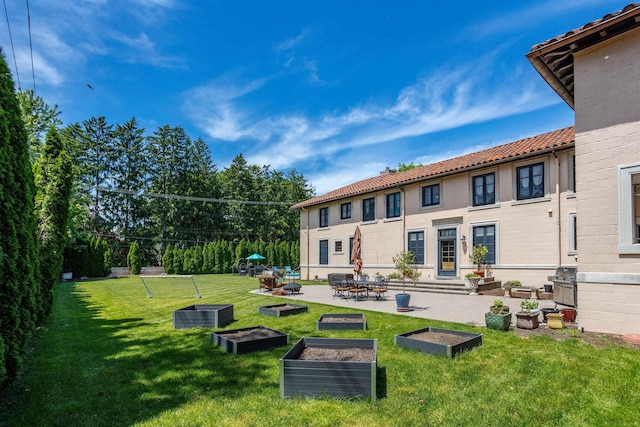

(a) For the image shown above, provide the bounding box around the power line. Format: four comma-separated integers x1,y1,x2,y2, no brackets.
2,0,21,89
25,0,35,94
85,185,293,207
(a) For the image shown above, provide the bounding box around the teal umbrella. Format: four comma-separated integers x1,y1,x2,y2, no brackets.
246,253,266,261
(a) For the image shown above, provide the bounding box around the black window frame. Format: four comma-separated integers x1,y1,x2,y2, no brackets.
319,207,329,228
473,172,495,206
472,225,496,265
319,239,329,265
407,231,425,265
517,162,545,200
386,192,401,218
362,197,375,222
422,183,440,207
340,202,352,220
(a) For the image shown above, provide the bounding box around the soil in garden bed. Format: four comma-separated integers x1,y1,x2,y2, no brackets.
299,347,375,362
320,317,365,323
219,328,282,342
406,331,470,346
273,304,302,311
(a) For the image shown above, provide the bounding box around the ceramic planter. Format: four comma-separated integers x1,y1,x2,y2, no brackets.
317,313,367,330
280,337,377,401
560,308,577,323
485,312,512,331
212,326,289,354
395,327,483,358
395,293,411,311
173,304,234,329
515,312,540,329
546,313,565,329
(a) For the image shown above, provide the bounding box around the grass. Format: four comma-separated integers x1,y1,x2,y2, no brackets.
1,274,639,426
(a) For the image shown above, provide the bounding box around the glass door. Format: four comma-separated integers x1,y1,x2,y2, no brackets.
438,228,456,277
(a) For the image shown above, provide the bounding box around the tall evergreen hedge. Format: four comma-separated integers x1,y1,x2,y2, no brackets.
0,49,40,388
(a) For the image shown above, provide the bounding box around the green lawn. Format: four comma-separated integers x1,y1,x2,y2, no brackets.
1,274,638,426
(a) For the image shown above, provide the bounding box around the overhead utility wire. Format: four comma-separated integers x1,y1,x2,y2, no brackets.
2,0,21,89
84,185,292,206
26,0,35,94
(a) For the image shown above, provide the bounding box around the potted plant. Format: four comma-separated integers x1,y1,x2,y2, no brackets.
485,299,512,331
515,299,540,329
464,273,481,295
388,251,420,312
470,244,488,277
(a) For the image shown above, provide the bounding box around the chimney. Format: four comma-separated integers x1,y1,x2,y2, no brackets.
380,166,396,175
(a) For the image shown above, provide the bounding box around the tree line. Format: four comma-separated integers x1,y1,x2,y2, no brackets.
20,95,314,267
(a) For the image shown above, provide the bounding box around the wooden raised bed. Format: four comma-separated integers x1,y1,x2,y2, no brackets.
395,327,483,358
317,313,367,330
280,337,377,401
212,326,289,354
173,304,234,329
259,303,308,317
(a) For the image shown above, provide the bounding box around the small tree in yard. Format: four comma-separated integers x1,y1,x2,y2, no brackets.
127,241,142,274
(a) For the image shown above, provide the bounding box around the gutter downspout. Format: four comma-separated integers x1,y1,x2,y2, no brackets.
553,151,562,266
301,207,310,280
401,187,406,251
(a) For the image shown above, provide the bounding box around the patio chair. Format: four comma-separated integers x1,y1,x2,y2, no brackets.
348,281,367,301
334,279,352,299
370,277,388,300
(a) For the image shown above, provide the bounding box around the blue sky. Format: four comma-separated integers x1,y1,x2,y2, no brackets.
1,0,626,195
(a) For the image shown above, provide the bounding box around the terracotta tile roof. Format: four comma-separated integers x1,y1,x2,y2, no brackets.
527,3,640,109
292,126,574,209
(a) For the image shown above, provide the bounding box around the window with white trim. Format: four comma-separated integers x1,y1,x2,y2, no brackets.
334,240,343,253
618,164,640,254
568,212,577,253
472,224,496,265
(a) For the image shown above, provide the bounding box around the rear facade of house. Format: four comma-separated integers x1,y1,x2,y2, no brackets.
293,4,640,335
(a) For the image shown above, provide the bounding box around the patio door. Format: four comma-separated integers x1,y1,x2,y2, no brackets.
437,228,456,277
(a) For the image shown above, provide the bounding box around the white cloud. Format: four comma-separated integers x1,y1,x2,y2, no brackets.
186,55,562,181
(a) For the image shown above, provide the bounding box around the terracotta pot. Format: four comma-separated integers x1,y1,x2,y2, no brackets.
473,271,485,278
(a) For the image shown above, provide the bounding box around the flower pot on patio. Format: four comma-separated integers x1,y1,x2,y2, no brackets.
395,293,411,312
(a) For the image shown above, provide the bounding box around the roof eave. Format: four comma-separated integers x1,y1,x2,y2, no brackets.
291,142,574,210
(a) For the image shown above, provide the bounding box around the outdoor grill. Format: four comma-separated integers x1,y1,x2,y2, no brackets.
547,266,577,307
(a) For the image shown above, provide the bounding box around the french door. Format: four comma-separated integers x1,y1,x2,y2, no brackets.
437,228,456,277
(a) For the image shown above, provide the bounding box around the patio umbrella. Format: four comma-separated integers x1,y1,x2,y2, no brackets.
246,253,266,261
351,226,363,278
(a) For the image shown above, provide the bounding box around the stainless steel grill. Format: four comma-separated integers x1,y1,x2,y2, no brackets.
547,266,577,307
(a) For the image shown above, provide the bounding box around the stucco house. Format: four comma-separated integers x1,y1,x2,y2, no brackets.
292,4,640,335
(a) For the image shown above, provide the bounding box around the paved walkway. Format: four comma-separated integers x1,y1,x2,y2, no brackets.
251,284,557,327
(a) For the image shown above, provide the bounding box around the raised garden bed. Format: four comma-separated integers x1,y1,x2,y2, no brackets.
173,304,234,329
212,326,289,354
259,303,308,317
395,327,483,358
280,337,377,401
317,313,367,330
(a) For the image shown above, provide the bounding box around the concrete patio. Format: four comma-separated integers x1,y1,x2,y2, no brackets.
251,283,560,327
